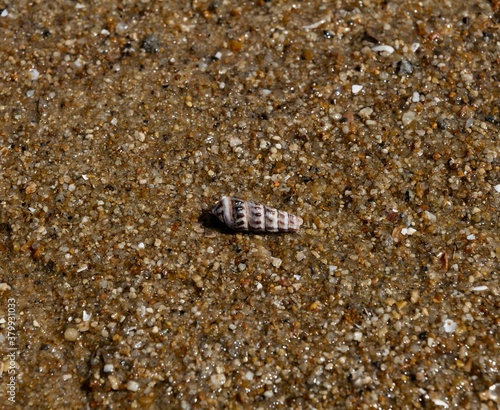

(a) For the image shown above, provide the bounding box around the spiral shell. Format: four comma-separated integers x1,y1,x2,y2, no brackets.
211,196,303,233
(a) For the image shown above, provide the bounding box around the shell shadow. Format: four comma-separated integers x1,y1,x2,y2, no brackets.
198,210,234,234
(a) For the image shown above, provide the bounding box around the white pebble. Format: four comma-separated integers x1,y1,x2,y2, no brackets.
432,398,449,408
135,131,146,142
244,371,254,381
411,43,421,53
351,85,363,94
402,111,416,126
103,364,114,373
28,68,40,80
0,283,12,292
471,285,488,291
210,373,226,388
371,44,394,54
229,136,242,147
424,211,436,223
271,257,282,268
259,140,271,149
488,383,500,401
77,264,88,272
358,107,373,119
494,184,500,193
443,318,457,333
412,91,420,102
82,310,92,322
64,328,80,342
295,251,306,262
466,234,475,240
401,227,416,235
26,90,35,97
126,380,140,392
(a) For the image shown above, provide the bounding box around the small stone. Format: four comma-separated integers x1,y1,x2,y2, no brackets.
64,328,80,342
25,181,37,194
397,59,414,75
210,373,226,388
295,251,306,262
358,107,373,119
488,383,500,402
372,44,394,54
141,35,160,54
0,283,12,293
229,137,242,147
28,68,40,80
108,375,120,390
443,318,457,333
423,211,436,223
126,380,140,392
352,85,363,94
402,111,416,126
271,257,282,268
401,227,416,235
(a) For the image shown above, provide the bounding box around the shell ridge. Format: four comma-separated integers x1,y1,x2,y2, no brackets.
211,197,302,233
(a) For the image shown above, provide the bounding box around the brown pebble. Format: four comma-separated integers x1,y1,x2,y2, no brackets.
25,181,37,194
228,39,243,52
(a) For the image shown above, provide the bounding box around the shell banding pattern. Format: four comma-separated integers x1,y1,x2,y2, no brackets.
211,196,303,232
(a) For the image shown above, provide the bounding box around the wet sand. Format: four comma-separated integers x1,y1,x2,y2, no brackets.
0,1,499,408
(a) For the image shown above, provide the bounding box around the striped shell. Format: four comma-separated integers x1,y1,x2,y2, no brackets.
211,196,303,233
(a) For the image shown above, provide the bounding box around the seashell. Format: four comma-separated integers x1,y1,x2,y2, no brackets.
211,196,303,233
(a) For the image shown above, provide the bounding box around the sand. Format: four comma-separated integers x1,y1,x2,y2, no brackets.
0,0,498,408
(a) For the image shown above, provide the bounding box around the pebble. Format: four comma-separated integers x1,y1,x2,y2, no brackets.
351,84,363,94
126,380,140,392
372,44,394,54
103,364,114,373
64,328,80,342
0,283,12,293
402,111,416,126
443,319,457,333
210,373,226,388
